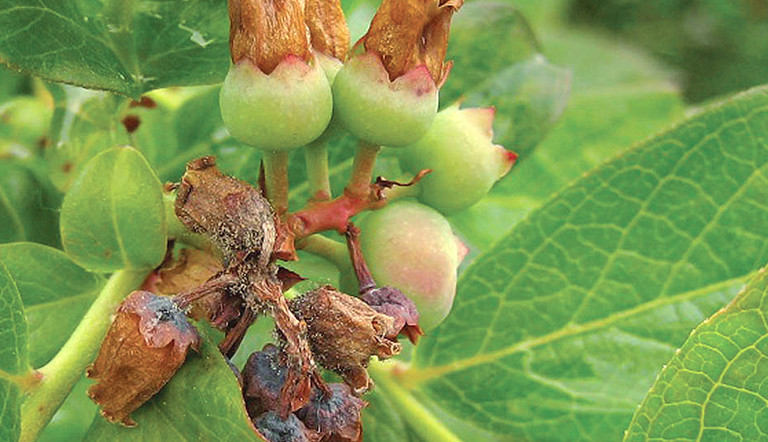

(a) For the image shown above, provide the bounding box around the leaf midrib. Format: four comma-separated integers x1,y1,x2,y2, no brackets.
403,274,749,387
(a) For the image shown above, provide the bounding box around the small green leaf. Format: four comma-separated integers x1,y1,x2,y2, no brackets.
0,251,28,442
625,267,768,441
60,146,166,272
85,325,260,441
0,242,104,367
0,1,229,97
0,162,60,247
378,86,768,440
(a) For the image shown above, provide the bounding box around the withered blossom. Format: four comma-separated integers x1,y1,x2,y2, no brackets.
175,156,276,268
254,411,320,442
290,286,401,393
228,0,311,73
358,0,464,84
243,344,287,418
87,291,200,426
305,0,350,61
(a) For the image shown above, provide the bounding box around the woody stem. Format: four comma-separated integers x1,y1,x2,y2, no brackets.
304,140,332,202
346,142,381,198
263,150,290,214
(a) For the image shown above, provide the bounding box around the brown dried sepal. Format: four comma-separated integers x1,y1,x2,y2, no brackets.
361,286,424,344
305,0,350,61
296,383,366,442
290,286,401,393
359,0,463,84
175,156,276,268
229,0,311,73
87,291,200,426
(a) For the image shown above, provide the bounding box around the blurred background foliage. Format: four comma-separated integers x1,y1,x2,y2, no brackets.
569,0,768,102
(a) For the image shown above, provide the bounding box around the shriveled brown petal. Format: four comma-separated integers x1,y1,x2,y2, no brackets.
229,0,311,73
151,248,223,295
290,286,400,393
243,344,287,418
360,0,463,83
87,291,200,426
175,156,276,268
361,286,424,344
305,0,350,61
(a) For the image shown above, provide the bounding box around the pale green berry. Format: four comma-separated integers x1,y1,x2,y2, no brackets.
400,104,517,214
359,201,462,330
332,52,438,147
219,55,333,151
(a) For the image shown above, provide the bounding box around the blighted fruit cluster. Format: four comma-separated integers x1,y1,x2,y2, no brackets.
87,0,521,440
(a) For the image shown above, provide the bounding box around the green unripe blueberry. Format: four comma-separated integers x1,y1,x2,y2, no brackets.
400,105,518,214
332,52,438,147
359,200,461,330
219,55,333,151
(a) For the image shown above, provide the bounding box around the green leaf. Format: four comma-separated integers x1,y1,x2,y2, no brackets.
0,243,104,367
45,85,131,192
0,0,229,97
362,387,416,442
0,248,28,442
60,146,166,272
85,325,260,441
625,267,768,441
442,2,570,157
383,86,768,441
0,162,60,247
451,83,685,254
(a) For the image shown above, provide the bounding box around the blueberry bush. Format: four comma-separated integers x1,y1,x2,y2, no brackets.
1,0,768,441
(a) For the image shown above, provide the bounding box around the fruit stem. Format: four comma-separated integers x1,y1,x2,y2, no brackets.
346,141,380,198
297,235,351,271
344,224,377,294
304,140,332,202
263,150,290,214
19,269,147,442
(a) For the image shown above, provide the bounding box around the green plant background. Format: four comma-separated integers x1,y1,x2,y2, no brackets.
1,0,768,441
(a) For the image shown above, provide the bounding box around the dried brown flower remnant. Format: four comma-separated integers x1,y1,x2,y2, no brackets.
228,0,311,74
87,291,200,426
243,344,288,418
305,0,350,61
359,0,463,84
290,286,401,393
361,287,424,344
297,384,366,442
175,156,276,268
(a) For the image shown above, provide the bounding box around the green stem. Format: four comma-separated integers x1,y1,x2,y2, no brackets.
369,362,461,442
20,269,147,442
298,235,350,271
304,141,332,202
346,142,380,198
263,150,290,213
